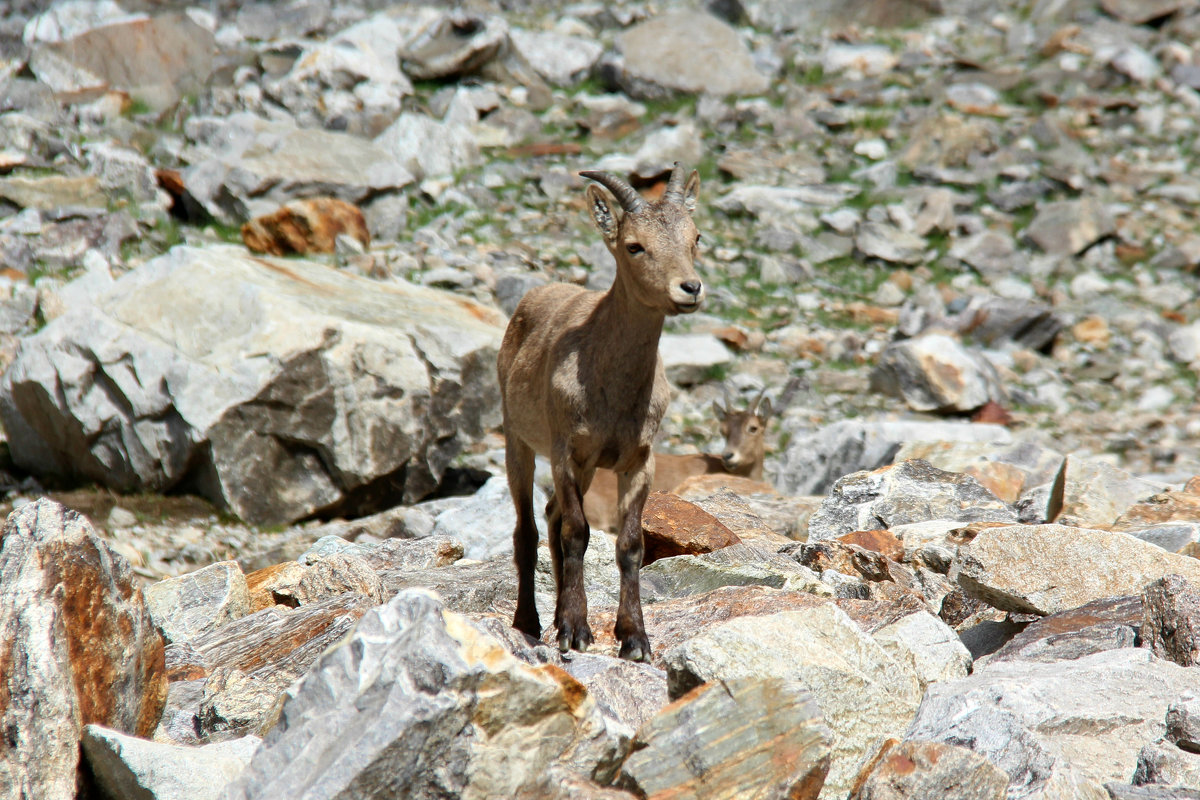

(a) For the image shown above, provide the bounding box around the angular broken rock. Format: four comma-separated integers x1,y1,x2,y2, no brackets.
894,439,1064,506
869,334,1006,413
640,542,829,600
222,590,626,800
778,418,1012,497
985,595,1142,665
81,724,259,800
1055,455,1163,529
163,592,376,740
144,561,250,645
952,524,1200,615
240,197,370,256
662,604,922,800
908,649,1196,799
1141,575,1200,667
0,245,505,525
849,739,1009,800
0,499,166,799
1133,739,1200,788
181,113,414,224
807,459,1018,542
619,678,832,800
641,491,740,565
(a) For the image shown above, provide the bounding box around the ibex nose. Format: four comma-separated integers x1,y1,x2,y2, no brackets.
680,280,702,296
722,451,736,465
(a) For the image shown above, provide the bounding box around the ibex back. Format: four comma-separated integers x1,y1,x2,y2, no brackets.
497,164,703,661
584,389,774,533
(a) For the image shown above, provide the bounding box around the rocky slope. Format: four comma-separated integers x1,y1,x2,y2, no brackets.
1,0,1200,798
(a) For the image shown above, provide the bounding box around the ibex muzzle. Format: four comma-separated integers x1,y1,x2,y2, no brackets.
497,163,703,661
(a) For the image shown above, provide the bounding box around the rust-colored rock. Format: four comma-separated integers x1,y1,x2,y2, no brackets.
971,400,1014,426
641,491,740,565
672,473,778,497
837,530,905,562
1112,489,1200,531
796,539,895,582
0,499,167,797
590,585,926,669
591,586,829,666
241,197,370,256
1141,575,1200,667
849,739,1008,799
164,592,375,682
245,561,308,612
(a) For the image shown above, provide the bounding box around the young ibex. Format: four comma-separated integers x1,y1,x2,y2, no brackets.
583,388,775,533
497,163,703,661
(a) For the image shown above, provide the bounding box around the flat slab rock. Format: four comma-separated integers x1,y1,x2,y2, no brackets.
951,524,1200,615
619,678,831,800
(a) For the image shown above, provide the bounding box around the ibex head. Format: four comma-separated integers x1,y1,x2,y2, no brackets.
580,163,704,316
713,387,773,477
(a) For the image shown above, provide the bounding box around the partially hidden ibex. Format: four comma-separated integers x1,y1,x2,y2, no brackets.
497,163,703,661
583,388,775,533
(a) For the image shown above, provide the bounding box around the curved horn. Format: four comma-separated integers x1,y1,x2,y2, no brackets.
750,388,766,414
661,161,687,206
580,170,644,213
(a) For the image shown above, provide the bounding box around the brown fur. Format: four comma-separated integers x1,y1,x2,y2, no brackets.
497,165,703,661
583,391,774,533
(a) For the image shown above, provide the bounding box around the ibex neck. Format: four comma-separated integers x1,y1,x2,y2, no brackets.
598,279,666,371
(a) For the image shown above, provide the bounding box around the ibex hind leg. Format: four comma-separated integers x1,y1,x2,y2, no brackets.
507,436,541,640
545,492,563,628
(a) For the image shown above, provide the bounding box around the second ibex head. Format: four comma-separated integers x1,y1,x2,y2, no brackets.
580,162,704,316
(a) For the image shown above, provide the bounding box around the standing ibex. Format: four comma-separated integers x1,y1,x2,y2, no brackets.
497,163,703,661
583,388,775,533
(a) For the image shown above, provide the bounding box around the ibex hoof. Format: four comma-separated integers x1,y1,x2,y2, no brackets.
512,609,542,640
557,623,593,653
619,635,651,662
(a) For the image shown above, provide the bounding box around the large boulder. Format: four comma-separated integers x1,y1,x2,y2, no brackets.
0,499,167,800
777,419,1011,496
951,524,1200,615
0,246,505,525
807,460,1018,542
907,649,1195,799
662,604,923,800
618,678,832,800
610,10,769,99
221,590,627,800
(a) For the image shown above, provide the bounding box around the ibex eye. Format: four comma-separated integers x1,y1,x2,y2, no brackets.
626,243,644,254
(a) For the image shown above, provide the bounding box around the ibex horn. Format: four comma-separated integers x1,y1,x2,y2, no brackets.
580,170,644,213
751,388,766,414
662,161,687,206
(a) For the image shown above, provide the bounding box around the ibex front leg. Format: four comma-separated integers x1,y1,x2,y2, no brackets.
615,456,652,661
507,437,541,639
551,448,593,652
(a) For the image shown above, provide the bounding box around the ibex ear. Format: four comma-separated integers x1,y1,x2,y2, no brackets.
711,399,727,421
682,170,700,214
758,397,773,420
586,184,621,244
